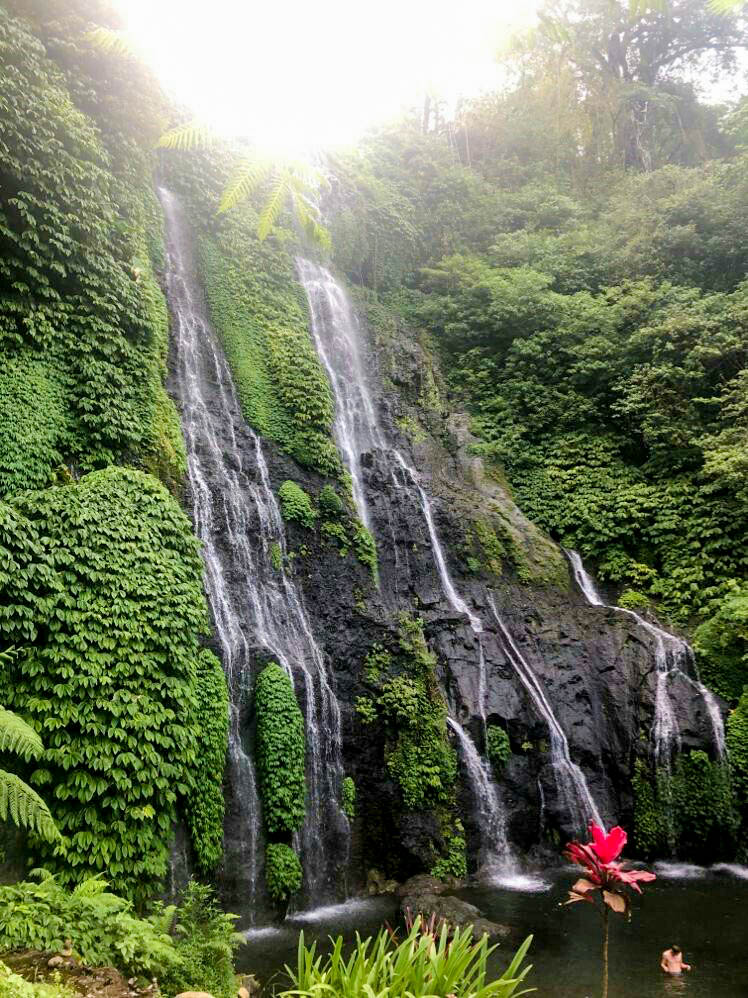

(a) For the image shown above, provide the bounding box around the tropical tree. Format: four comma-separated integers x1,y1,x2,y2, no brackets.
0,648,60,844
563,823,656,998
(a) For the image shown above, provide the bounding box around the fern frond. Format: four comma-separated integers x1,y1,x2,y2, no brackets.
71,876,109,898
0,770,60,843
217,158,270,214
157,121,217,151
708,0,743,12
85,27,139,60
0,647,17,665
257,173,290,241
0,707,43,761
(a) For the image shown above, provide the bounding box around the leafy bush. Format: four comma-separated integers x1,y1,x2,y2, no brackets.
186,649,229,873
486,725,512,770
279,920,533,997
318,484,345,518
157,882,241,998
617,589,650,611
341,777,356,819
255,663,306,835
0,469,216,901
0,873,178,978
430,820,467,880
278,481,317,530
265,843,303,904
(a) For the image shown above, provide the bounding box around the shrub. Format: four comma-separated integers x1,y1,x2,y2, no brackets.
0,873,178,978
157,882,241,998
618,589,650,610
318,484,345,518
342,777,356,819
265,843,303,903
279,920,533,997
255,663,306,835
278,481,317,529
430,820,467,880
186,650,229,873
487,725,512,770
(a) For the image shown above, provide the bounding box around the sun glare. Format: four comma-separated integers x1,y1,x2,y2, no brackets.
116,0,540,157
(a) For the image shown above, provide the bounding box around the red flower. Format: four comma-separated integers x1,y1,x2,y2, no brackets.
563,822,655,915
589,823,627,864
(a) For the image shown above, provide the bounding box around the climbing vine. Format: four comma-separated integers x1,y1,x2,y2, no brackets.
186,649,229,873
265,842,303,903
0,468,214,902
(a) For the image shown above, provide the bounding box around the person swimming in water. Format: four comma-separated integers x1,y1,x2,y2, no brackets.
661,945,692,974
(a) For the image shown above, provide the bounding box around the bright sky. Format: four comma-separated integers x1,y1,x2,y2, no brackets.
115,0,540,156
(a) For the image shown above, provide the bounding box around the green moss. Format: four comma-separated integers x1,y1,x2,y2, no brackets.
278,480,317,529
486,725,511,770
342,776,356,819
255,663,306,836
265,843,302,903
270,541,283,571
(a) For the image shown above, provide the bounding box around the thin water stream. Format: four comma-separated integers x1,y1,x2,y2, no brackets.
566,550,725,761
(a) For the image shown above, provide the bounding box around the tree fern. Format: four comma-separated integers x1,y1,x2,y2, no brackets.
0,770,60,843
218,159,270,214
85,27,139,60
0,706,43,761
257,172,292,241
157,121,218,151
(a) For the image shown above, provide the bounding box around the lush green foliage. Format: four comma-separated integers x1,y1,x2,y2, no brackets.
265,842,303,904
486,726,511,771
157,882,241,998
694,583,748,702
279,920,534,998
254,663,306,836
0,5,184,492
186,650,229,873
328,0,748,705
278,481,318,530
0,469,218,901
359,618,457,811
430,819,467,880
0,696,59,844
341,776,356,819
727,691,748,850
0,872,178,978
632,753,737,860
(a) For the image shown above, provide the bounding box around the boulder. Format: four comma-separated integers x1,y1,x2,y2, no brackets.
400,891,511,940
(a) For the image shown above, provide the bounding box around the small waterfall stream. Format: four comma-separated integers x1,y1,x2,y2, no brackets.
161,191,348,911
486,596,603,833
566,550,725,761
298,259,515,870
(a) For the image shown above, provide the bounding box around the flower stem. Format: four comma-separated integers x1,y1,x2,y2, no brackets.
602,904,609,998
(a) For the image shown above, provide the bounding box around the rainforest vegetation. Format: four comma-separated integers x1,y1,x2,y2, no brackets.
0,0,748,994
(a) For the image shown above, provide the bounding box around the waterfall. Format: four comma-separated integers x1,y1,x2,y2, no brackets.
297,259,514,869
566,550,725,760
160,190,349,912
486,595,603,834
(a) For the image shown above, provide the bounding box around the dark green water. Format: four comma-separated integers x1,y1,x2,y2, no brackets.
238,864,748,996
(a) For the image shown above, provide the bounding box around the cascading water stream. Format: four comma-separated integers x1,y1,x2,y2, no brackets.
486,596,603,834
565,550,725,761
160,190,349,912
297,259,512,870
